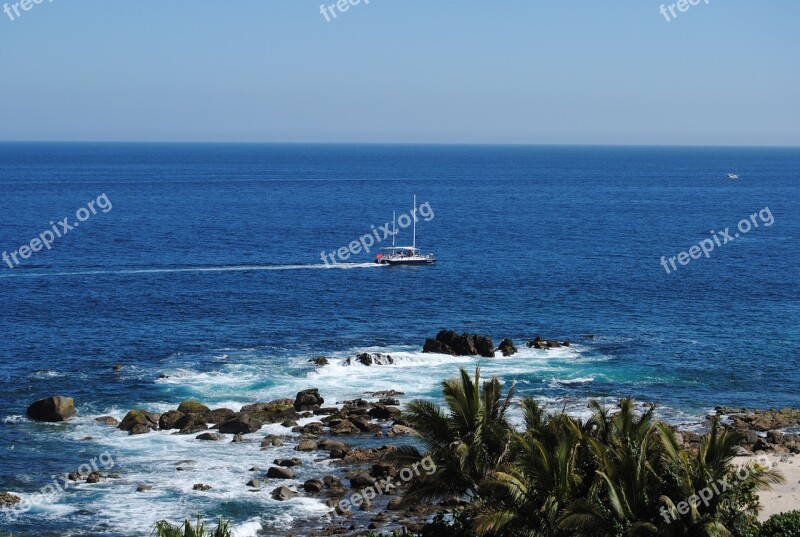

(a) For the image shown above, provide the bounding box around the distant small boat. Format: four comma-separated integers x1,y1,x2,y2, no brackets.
727,163,739,180
375,195,436,266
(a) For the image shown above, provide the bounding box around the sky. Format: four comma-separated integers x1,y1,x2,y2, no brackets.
0,0,798,146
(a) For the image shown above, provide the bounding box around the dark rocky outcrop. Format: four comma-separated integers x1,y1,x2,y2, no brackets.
27,396,77,422
118,410,160,434
193,483,212,491
347,353,394,366
348,471,376,488
422,330,495,358
240,400,298,424
218,413,263,435
296,440,318,452
527,336,570,349
309,357,330,366
177,414,209,435
718,407,800,432
499,339,517,357
294,389,324,411
274,458,302,468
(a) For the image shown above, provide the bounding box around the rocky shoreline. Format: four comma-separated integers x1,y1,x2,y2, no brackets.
8,332,800,536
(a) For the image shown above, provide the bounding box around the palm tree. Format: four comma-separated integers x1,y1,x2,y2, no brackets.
656,417,784,537
560,399,663,537
392,367,515,505
474,399,593,537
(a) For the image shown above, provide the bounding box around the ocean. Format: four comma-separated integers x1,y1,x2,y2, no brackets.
0,143,798,536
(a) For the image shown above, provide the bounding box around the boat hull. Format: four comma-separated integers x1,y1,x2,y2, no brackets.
378,259,436,266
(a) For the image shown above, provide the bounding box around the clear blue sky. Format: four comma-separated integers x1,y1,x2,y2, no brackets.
0,0,797,145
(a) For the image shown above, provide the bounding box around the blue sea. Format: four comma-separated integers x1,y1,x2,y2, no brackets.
0,143,798,536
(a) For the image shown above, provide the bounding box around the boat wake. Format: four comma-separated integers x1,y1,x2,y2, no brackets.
0,262,387,279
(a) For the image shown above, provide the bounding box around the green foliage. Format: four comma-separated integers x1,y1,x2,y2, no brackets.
760,510,800,537
399,369,786,537
152,516,231,537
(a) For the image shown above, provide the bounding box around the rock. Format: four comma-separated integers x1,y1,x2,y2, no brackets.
348,353,394,366
177,400,210,417
296,440,318,452
729,408,800,432
281,419,299,428
389,424,418,436
206,408,235,426
296,422,325,435
499,338,517,357
294,389,325,411
246,479,261,488
231,433,244,443
113,364,124,371
368,406,402,420
177,414,209,435
387,497,403,510
261,435,284,448
0,492,21,506
95,416,119,426
309,357,330,366
274,458,302,468
422,330,495,357
352,416,380,433
304,479,325,493
330,420,361,435
218,413,263,435
239,401,298,424
136,485,153,492
193,483,212,491
372,390,405,397
370,463,395,478
86,472,102,484
526,336,570,349
267,466,295,479
27,396,77,422
196,432,225,441
753,438,771,452
271,486,297,501
159,410,185,430
119,410,160,434
348,472,375,488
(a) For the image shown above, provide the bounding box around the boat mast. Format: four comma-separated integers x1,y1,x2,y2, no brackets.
392,211,396,248
412,194,416,249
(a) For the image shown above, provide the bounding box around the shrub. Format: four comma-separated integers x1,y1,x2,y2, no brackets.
152,516,231,537
760,510,800,537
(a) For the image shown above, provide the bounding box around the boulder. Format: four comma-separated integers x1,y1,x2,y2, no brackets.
159,410,185,430
294,389,324,411
389,424,418,437
387,497,403,511
86,472,102,484
348,471,375,488
240,401,298,424
118,410,160,434
499,339,517,357
206,408,235,426
526,336,570,349
136,485,153,492
0,492,21,506
193,483,212,491
309,357,330,366
246,479,261,488
271,486,297,501
196,432,225,441
177,414,209,435
218,413,263,435
261,435,284,448
422,330,495,357
177,401,210,417
274,458,302,468
27,396,77,422
296,440,318,452
267,466,295,479
368,406,402,420
95,416,119,426
304,479,324,493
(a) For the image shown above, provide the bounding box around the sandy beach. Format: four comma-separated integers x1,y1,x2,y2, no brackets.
736,453,800,521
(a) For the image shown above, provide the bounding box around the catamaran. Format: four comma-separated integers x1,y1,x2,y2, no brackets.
375,195,436,266
727,163,739,180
